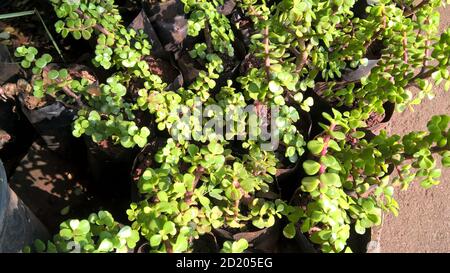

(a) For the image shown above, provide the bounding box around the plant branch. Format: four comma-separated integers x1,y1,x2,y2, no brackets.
402,31,409,65
404,0,430,17
319,123,336,174
62,86,84,107
263,26,271,81
204,20,213,53
75,9,110,36
421,39,431,74
184,165,205,204
406,66,439,88
164,240,173,253
346,184,379,199
295,39,309,73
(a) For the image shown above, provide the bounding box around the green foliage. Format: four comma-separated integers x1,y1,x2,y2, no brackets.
126,138,287,252
15,0,450,254
24,211,139,253
290,111,450,252
182,0,235,56
221,239,249,253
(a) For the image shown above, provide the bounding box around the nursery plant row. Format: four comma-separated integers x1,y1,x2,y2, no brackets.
1,0,450,253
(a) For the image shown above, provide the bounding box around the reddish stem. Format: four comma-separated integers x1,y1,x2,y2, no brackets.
75,9,111,36
402,31,409,64
184,166,205,204
263,26,271,81
318,123,336,175
404,0,430,17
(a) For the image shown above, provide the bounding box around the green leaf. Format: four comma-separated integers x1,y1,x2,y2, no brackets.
82,30,91,40
231,239,248,253
320,173,341,187
48,70,59,80
330,131,346,140
286,146,296,157
150,234,162,247
351,131,365,139
269,81,282,94
21,60,31,68
34,239,46,253
98,238,113,252
442,156,450,167
207,142,224,154
133,135,147,148
197,195,210,208
140,127,150,138
327,139,341,151
183,173,195,188
162,221,176,236
42,53,52,63
127,125,139,135
98,211,114,227
117,226,132,238
25,53,35,62
73,30,82,40
157,191,169,202
59,69,69,79
274,95,285,105
77,220,91,234
35,58,47,69
59,228,72,239
283,223,296,239
355,220,366,235
69,219,80,230
320,155,341,171
301,176,320,192
60,205,70,216
303,160,321,175
307,140,324,155
173,234,188,253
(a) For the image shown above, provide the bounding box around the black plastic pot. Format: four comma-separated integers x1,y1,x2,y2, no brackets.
129,9,184,91
212,220,281,253
0,159,49,253
128,8,170,61
366,101,395,131
85,137,139,199
0,98,37,176
143,0,194,56
0,44,21,85
130,137,167,201
17,93,83,161
276,109,312,200
230,9,256,49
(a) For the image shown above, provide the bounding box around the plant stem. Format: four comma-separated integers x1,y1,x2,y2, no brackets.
394,164,405,181
319,123,336,175
346,184,379,199
263,26,271,81
184,165,205,204
295,39,309,73
75,9,111,36
402,31,409,64
406,66,439,88
402,144,450,160
421,38,431,74
404,0,430,17
62,86,84,107
164,240,173,253
204,20,213,53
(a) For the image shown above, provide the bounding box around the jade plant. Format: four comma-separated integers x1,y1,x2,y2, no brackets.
283,111,450,253
14,0,450,253
24,211,139,253
126,138,286,252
